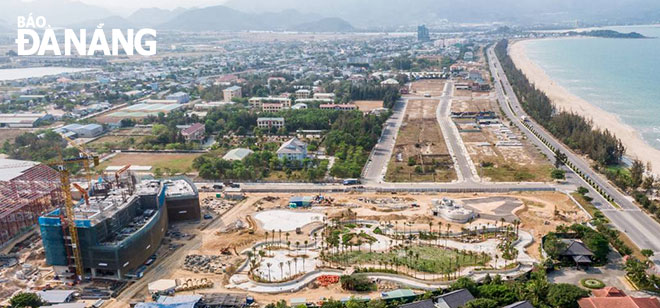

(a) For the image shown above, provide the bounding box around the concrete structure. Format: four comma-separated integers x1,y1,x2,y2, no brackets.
223,148,253,161
262,102,288,112
166,92,190,104
249,97,291,109
431,198,474,223
277,137,307,161
257,117,285,130
417,25,430,41
0,113,52,128
223,86,242,102
164,177,200,222
39,176,199,280
181,123,205,142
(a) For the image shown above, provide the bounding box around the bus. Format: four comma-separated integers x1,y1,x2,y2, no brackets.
343,178,361,185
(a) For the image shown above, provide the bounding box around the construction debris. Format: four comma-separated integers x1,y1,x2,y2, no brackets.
183,254,227,274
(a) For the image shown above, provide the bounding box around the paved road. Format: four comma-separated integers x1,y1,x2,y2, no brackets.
436,81,479,183
487,45,660,257
362,98,407,183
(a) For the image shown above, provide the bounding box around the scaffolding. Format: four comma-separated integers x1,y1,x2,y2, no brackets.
0,164,62,247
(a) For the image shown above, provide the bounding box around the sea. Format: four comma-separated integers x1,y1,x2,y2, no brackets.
523,25,660,150
0,67,91,81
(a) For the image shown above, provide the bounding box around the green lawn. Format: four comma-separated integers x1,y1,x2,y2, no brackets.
326,245,488,274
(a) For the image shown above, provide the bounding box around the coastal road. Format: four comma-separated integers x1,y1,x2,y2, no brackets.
436,81,479,183
487,45,660,257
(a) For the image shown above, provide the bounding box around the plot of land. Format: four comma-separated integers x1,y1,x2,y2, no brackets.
353,100,383,113
386,99,455,182
409,80,446,97
453,88,553,182
254,209,324,231
96,152,201,174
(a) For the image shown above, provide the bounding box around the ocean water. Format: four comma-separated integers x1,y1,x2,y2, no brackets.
523,25,660,150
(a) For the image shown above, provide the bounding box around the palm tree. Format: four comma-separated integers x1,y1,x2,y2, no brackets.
266,262,272,282
279,262,284,280
445,223,451,246
304,240,309,254
287,260,292,277
285,232,290,245
264,231,269,246
293,257,298,274
437,221,442,246
278,229,282,246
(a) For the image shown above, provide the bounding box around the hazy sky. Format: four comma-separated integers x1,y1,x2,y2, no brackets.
22,0,230,14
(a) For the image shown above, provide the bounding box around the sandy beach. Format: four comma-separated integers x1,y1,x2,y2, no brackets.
509,40,660,176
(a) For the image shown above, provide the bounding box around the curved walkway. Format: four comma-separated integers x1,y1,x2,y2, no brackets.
227,230,536,293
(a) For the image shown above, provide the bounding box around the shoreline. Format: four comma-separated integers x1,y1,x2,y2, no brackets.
509,39,660,176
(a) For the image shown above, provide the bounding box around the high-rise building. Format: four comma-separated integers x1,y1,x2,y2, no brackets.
417,25,430,42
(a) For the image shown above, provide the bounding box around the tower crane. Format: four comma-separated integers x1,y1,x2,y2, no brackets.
50,150,99,281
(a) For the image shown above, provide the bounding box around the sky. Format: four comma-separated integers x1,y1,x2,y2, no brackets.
22,0,229,14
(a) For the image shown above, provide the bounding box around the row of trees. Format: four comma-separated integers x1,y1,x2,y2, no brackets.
495,40,625,166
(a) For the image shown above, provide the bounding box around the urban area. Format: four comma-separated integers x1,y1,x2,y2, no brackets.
0,4,660,308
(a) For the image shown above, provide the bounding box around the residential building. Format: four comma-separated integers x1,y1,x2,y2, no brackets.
249,97,291,109
313,92,335,100
277,137,307,161
181,123,205,142
257,117,285,129
223,148,254,161
417,25,430,42
295,89,311,99
166,91,190,103
578,287,660,308
262,102,288,112
320,104,357,111
223,86,242,102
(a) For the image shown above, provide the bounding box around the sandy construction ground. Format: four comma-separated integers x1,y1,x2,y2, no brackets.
510,40,660,175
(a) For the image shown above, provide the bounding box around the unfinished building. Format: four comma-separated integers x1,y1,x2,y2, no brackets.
38,175,200,280
39,178,168,280
0,159,62,248
164,177,200,222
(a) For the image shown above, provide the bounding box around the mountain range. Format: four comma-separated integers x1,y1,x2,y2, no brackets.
0,0,355,32
2,0,660,33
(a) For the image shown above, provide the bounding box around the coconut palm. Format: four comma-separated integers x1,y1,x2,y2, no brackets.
279,262,284,280
266,262,272,282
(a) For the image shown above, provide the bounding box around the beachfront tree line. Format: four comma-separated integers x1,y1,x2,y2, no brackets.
494,40,625,166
